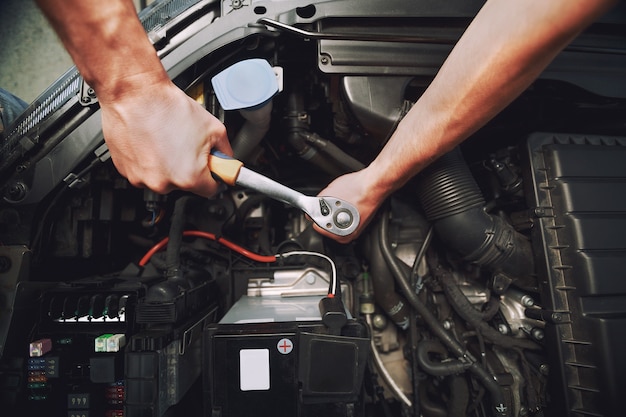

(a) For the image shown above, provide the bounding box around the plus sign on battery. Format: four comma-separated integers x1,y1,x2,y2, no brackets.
277,338,293,354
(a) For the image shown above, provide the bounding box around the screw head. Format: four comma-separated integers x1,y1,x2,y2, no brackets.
304,272,316,285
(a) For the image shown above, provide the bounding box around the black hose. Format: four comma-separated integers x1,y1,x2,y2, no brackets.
482,296,501,321
378,213,510,417
284,88,345,177
166,195,193,281
378,215,467,359
416,148,535,289
418,383,447,417
447,375,470,417
468,362,507,415
409,306,421,417
365,230,411,329
434,262,541,351
416,340,471,377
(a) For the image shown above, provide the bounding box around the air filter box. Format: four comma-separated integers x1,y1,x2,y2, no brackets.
526,132,626,417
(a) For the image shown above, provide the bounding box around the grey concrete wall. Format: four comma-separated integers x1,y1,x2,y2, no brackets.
0,0,146,104
0,0,72,104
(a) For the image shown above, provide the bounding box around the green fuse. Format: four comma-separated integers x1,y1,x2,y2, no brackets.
94,334,113,352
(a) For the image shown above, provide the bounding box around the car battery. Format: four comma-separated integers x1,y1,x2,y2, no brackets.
203,295,369,417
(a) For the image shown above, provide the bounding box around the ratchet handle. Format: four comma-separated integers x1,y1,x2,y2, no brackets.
207,150,243,186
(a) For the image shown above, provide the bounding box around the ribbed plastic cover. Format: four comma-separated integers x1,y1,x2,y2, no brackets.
527,132,626,417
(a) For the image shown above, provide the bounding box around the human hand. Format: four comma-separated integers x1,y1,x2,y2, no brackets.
314,167,388,243
99,80,231,197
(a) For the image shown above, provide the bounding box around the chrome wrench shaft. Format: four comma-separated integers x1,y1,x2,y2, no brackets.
207,151,359,237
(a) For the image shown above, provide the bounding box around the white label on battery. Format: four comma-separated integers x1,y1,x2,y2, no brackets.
240,349,270,391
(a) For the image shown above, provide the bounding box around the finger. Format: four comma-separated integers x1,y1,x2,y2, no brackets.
184,165,222,198
313,223,358,244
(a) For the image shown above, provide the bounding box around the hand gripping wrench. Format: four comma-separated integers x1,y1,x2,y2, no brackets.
207,151,360,237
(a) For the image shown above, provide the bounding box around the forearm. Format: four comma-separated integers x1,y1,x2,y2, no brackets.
35,0,168,103
367,0,616,197
36,0,231,197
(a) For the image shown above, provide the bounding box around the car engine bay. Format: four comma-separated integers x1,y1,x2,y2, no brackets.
1,1,625,416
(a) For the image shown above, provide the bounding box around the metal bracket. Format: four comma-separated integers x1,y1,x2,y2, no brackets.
79,79,98,106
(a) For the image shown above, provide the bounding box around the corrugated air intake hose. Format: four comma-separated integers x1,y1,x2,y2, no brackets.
416,147,535,288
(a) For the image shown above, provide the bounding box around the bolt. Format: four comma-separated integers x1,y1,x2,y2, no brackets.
0,256,12,273
497,323,509,335
320,56,329,65
551,312,563,322
334,210,353,229
304,272,316,285
442,320,453,330
539,363,550,376
531,327,544,341
519,406,528,416
372,314,387,331
521,295,535,307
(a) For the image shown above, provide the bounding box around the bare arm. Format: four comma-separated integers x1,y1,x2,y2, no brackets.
317,0,616,242
36,0,231,196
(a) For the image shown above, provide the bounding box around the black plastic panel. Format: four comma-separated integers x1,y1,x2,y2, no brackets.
526,133,626,417
204,321,369,417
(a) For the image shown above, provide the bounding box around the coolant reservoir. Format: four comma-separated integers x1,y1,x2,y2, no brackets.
211,58,280,110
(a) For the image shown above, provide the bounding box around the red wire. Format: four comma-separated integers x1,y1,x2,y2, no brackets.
138,230,277,266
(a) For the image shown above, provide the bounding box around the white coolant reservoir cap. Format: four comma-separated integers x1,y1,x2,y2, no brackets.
211,59,279,110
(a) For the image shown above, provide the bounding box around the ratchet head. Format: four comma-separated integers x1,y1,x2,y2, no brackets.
304,196,360,237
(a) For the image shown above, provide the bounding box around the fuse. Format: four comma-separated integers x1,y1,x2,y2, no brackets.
29,338,52,357
68,393,90,409
95,333,126,352
106,334,126,353
95,334,113,352
27,358,46,371
27,371,47,383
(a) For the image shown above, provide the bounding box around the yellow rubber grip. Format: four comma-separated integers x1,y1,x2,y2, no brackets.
207,153,243,186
